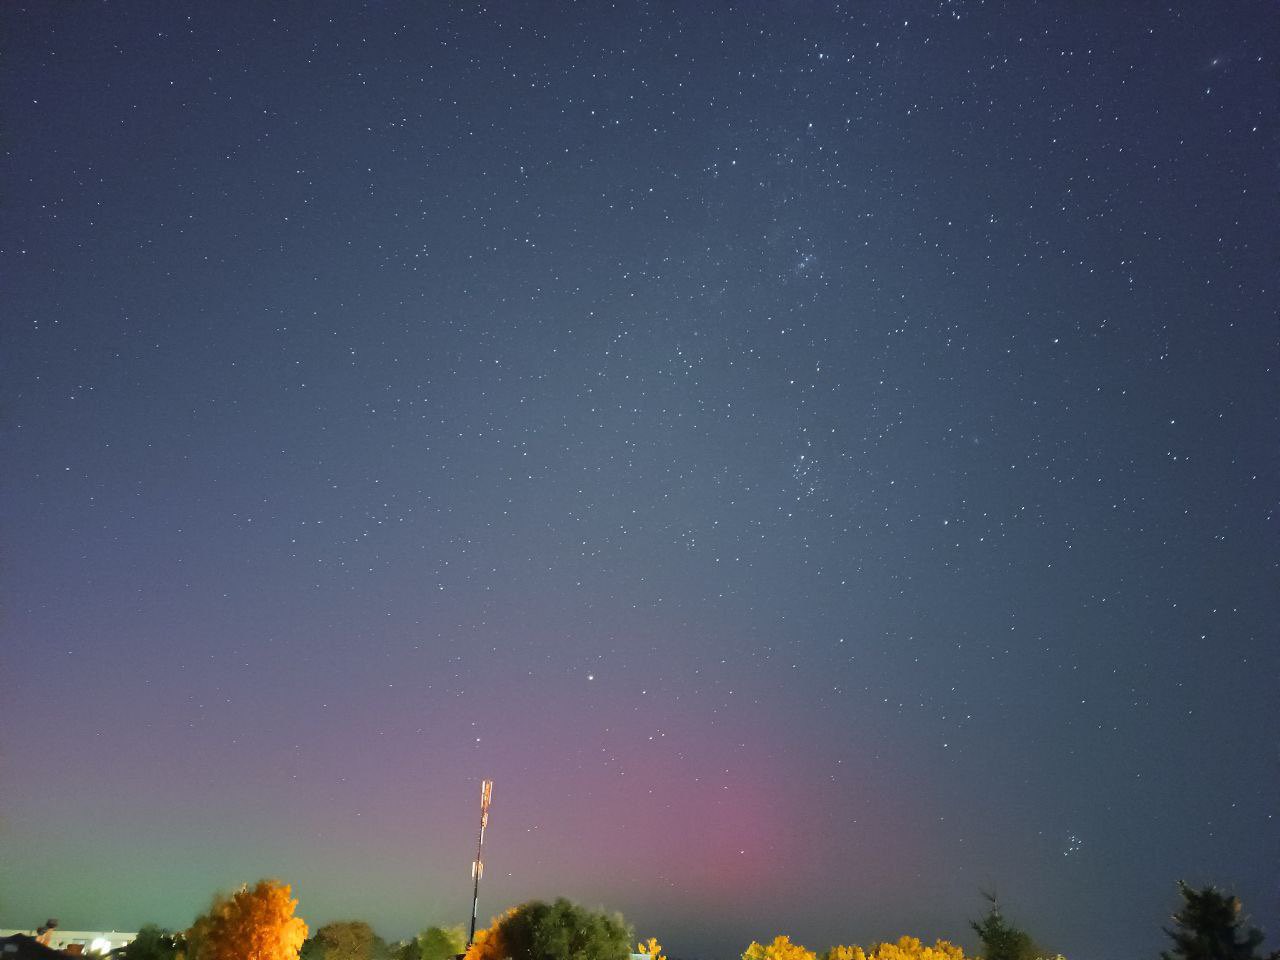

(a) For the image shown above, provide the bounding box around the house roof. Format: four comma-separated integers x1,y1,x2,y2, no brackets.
1,935,73,960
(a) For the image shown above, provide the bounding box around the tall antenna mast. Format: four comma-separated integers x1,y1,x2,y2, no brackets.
468,779,494,948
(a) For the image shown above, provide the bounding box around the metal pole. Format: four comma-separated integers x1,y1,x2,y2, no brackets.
468,779,493,948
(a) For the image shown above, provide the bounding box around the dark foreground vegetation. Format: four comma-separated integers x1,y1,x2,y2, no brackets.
110,880,1275,960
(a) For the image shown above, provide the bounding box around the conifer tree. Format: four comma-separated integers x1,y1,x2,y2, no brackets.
971,893,1039,960
1161,882,1277,960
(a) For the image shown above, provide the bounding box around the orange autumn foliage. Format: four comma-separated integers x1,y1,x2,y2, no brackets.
463,908,519,960
187,880,308,960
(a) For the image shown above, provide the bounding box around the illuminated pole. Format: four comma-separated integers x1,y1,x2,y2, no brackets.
468,779,494,948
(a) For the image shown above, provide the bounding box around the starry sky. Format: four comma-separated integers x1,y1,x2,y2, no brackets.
2,3,1278,959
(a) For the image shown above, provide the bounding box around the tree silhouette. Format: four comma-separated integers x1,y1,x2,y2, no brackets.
1161,882,1278,960
123,925,181,960
465,899,630,960
302,923,389,960
971,893,1040,960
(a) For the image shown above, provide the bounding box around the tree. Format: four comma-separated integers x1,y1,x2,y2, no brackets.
187,880,308,960
465,899,631,960
743,936,817,960
124,926,182,960
417,927,466,960
823,937,970,960
1161,882,1278,960
867,939,969,960
971,894,1040,960
302,924,389,960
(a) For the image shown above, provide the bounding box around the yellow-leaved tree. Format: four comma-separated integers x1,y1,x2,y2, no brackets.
866,937,967,960
187,879,308,960
638,939,666,960
743,936,818,960
824,938,969,960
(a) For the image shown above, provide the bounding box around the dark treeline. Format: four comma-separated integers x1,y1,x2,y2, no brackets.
113,881,1276,960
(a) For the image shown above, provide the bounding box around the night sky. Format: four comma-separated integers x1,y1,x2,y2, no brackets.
3,3,1278,959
